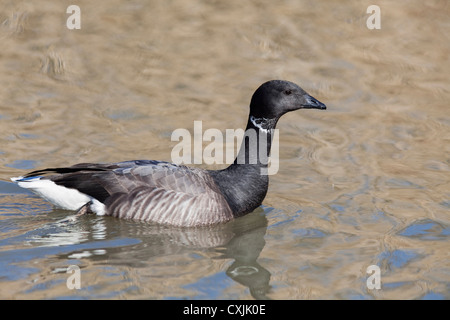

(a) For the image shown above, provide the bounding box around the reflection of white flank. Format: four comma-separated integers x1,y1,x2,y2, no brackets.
92,218,107,240
229,265,259,277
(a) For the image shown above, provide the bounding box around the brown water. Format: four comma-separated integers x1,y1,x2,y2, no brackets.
0,0,449,299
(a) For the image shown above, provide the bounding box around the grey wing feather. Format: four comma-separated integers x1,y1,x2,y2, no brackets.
48,160,207,199
104,162,233,226
112,161,209,195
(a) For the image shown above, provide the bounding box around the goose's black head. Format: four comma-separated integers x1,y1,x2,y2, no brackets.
249,80,326,119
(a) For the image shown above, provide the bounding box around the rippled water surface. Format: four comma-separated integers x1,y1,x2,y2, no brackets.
0,0,449,299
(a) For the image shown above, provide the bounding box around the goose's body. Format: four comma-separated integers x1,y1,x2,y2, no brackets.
11,80,326,227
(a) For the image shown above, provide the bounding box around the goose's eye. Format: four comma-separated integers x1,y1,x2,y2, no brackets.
284,89,292,95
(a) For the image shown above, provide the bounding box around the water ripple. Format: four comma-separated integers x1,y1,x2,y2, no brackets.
398,219,449,241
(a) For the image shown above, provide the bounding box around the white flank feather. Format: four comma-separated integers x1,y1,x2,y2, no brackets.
10,176,105,215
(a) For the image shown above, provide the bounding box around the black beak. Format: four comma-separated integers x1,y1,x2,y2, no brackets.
302,94,327,110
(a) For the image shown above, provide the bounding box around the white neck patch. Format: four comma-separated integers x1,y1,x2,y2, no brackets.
249,115,275,132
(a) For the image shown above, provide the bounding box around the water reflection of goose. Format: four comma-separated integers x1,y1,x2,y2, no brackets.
3,201,270,298
221,209,271,300
80,208,270,299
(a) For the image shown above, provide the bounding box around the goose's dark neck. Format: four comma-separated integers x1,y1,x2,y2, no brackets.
233,116,278,167
208,115,279,216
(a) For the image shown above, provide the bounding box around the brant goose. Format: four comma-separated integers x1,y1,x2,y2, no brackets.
11,80,326,227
